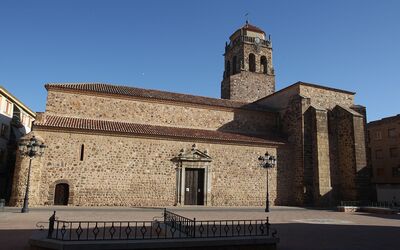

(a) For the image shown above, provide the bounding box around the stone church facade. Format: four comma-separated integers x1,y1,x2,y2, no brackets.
10,23,371,207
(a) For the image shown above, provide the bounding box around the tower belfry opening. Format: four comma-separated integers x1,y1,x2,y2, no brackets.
221,22,275,102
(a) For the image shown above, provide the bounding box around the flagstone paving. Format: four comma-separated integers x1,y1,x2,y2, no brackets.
0,206,399,250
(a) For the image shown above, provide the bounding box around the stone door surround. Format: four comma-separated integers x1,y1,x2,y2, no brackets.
173,144,212,206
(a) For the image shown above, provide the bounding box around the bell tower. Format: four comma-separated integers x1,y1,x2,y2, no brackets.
221,22,275,102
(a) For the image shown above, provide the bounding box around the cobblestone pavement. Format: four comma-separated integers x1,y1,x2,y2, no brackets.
0,206,399,250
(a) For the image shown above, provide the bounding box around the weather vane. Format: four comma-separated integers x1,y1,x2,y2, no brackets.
245,12,249,24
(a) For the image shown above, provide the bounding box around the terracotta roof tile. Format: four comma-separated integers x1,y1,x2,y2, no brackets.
242,23,265,34
45,83,270,111
35,115,285,146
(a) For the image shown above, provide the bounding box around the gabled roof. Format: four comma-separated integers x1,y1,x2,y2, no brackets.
34,115,285,146
297,81,356,95
255,81,356,104
45,83,272,112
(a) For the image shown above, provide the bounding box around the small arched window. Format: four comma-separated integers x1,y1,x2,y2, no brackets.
232,56,237,75
80,144,84,161
225,60,231,77
249,53,256,72
260,56,268,74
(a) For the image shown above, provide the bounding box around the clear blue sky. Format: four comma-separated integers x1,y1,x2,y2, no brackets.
1,0,399,121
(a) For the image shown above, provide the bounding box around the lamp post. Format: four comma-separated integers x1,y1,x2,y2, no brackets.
18,136,46,213
258,152,276,213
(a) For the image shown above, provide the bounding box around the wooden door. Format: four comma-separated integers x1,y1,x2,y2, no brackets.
184,169,205,205
54,183,69,205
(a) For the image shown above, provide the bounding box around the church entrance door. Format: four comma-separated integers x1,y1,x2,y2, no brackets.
184,169,204,205
54,183,69,205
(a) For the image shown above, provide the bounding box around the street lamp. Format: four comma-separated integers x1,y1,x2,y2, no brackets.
258,152,276,212
18,136,46,213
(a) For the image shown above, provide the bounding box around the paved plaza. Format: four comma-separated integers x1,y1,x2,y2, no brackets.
0,206,399,250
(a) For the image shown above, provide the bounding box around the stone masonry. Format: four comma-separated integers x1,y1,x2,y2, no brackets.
10,22,369,208
257,82,370,205
45,90,278,135
221,22,275,102
11,130,281,207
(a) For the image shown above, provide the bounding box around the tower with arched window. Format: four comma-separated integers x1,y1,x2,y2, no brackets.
221,22,275,102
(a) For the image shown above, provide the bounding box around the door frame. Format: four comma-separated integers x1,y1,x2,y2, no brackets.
54,183,70,205
178,164,210,206
173,145,212,206
183,168,205,205
49,179,74,205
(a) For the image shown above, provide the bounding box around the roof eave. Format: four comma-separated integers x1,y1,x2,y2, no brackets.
34,124,286,147
0,85,36,117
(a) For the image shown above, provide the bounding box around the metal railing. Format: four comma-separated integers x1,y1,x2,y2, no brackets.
225,35,271,52
340,200,396,208
193,219,273,238
46,209,276,241
163,209,195,237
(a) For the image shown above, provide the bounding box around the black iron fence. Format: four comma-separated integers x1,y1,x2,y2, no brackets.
163,209,195,237
340,200,397,208
193,219,273,238
46,209,277,241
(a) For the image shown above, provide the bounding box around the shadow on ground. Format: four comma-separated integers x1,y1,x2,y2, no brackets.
274,223,400,250
0,229,35,250
355,212,400,221
1,223,400,250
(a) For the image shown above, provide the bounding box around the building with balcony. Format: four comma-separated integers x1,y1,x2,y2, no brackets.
0,86,36,202
367,114,400,204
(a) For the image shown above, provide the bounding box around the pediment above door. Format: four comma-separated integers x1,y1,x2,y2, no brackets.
173,144,212,162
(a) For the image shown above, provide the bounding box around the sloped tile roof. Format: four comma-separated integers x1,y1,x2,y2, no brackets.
34,115,285,146
242,23,265,34
45,83,270,112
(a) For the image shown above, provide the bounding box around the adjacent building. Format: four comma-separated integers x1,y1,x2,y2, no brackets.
0,86,35,203
367,114,400,204
10,23,370,207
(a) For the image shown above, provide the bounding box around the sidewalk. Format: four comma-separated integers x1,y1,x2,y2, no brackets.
0,206,399,250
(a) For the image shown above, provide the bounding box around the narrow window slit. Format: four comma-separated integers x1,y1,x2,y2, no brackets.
80,144,84,161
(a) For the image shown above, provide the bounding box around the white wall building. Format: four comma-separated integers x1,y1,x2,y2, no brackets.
0,86,35,202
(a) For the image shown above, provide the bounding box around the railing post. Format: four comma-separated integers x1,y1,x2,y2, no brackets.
266,217,270,236
163,208,167,223
192,217,196,238
47,211,56,239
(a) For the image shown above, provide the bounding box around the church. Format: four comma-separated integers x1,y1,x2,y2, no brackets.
10,22,371,207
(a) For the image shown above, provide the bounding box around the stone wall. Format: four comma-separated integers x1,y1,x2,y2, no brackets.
279,96,309,205
351,111,370,201
299,85,354,109
255,85,300,110
257,82,367,205
11,130,284,207
221,38,275,102
45,90,277,135
242,43,274,76
303,107,332,206
221,72,275,103
332,106,359,201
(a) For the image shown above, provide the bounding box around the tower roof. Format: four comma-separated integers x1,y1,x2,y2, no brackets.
241,22,265,34
229,21,266,41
